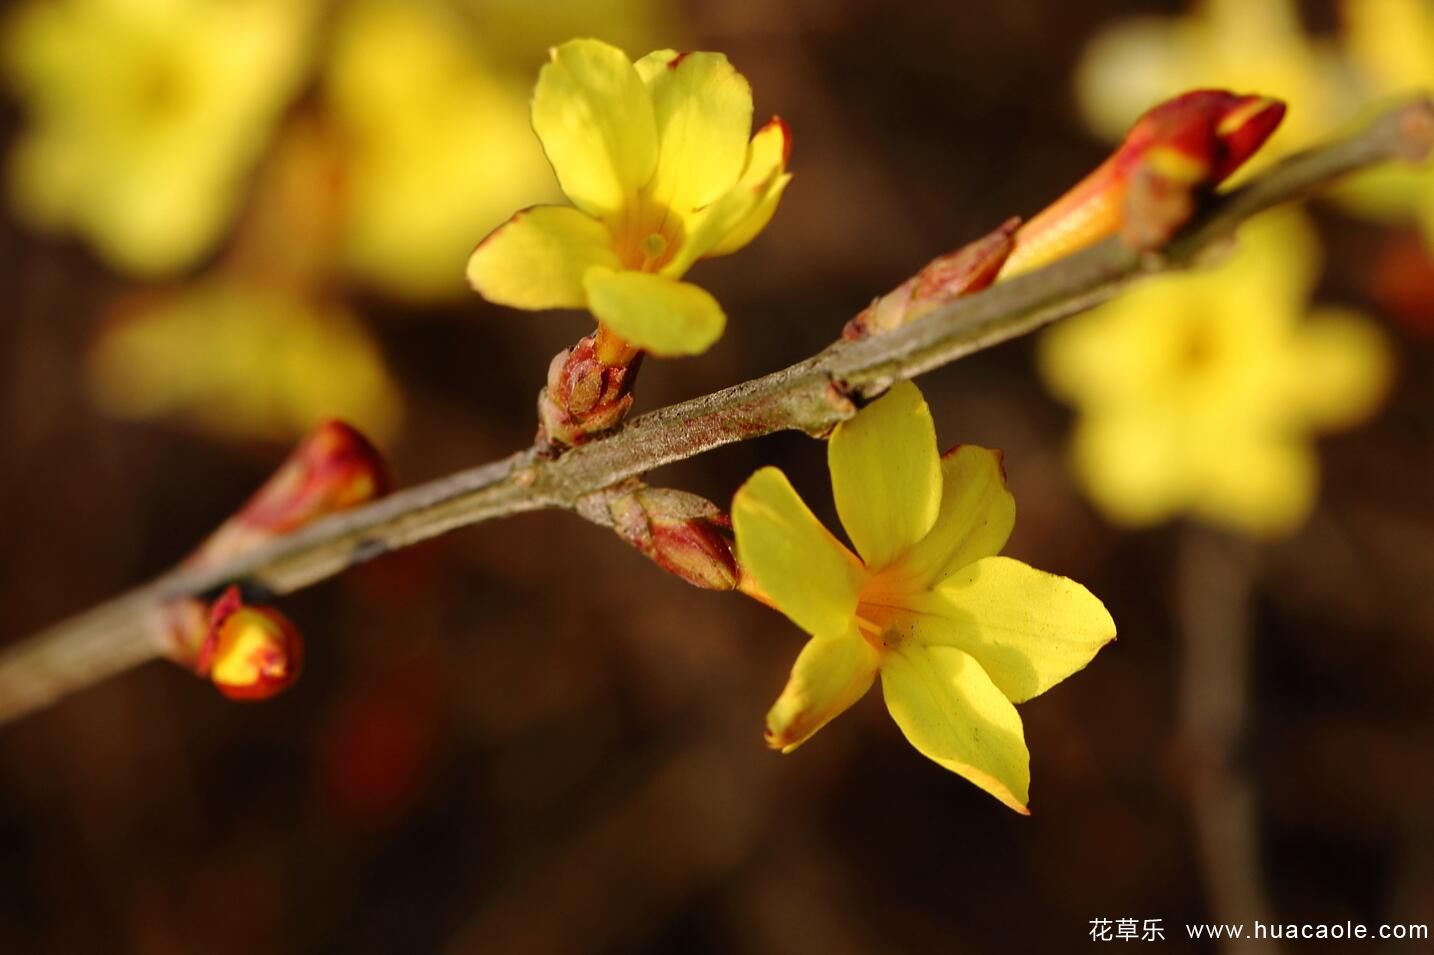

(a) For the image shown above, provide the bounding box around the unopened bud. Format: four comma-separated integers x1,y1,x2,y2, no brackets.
844,218,1018,340
190,419,390,567
196,586,303,701
607,487,738,591
537,334,642,449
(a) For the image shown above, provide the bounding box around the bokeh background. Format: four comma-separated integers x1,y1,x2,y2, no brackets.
2,0,1433,951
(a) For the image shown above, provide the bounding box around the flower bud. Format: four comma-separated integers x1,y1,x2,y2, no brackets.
195,586,303,701
537,333,641,448
607,487,737,591
189,419,390,568
844,218,1017,340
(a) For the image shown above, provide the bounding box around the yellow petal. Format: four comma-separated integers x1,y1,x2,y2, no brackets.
1343,0,1434,93
880,644,1031,813
636,50,752,222
659,181,760,277
1283,308,1392,430
732,467,867,638
466,205,620,309
705,117,792,259
662,117,791,273
765,625,880,753
583,268,726,356
874,445,1014,593
467,205,619,308
1069,414,1188,529
632,48,680,84
828,380,941,570
866,556,1115,704
708,174,790,259
1193,437,1317,538
531,39,657,217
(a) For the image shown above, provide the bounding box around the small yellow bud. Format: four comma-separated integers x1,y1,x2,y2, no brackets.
196,587,303,701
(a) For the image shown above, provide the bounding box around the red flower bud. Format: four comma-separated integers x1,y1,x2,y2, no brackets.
195,587,303,701
844,219,1017,340
537,334,642,448
189,419,390,568
607,487,737,591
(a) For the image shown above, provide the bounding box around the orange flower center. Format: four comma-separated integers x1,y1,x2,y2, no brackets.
609,199,683,272
853,588,914,654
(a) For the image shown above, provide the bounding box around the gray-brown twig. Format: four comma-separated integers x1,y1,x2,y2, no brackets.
2,97,1430,725
1176,526,1281,952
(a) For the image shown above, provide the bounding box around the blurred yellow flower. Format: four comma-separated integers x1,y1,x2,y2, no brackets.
1039,210,1391,537
467,38,791,358
1336,0,1434,241
3,0,315,275
1344,0,1434,96
1074,0,1356,176
87,280,403,444
732,382,1115,813
325,0,557,302
465,0,678,73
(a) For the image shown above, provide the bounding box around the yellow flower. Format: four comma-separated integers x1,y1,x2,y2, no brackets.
326,0,558,302
2,0,315,275
1344,0,1434,96
1073,0,1356,177
1040,210,1391,536
467,38,791,358
86,279,403,444
731,381,1115,813
1336,0,1434,242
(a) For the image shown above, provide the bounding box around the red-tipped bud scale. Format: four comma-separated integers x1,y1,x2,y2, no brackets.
607,487,738,591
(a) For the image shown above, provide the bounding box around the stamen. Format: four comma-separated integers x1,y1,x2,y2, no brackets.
640,232,668,269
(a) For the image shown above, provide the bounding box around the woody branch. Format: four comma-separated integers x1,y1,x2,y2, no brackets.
0,97,1429,725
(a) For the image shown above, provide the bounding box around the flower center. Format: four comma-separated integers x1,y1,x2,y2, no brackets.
854,593,913,653
610,200,682,272
1179,323,1219,372
129,50,193,120
640,231,668,266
